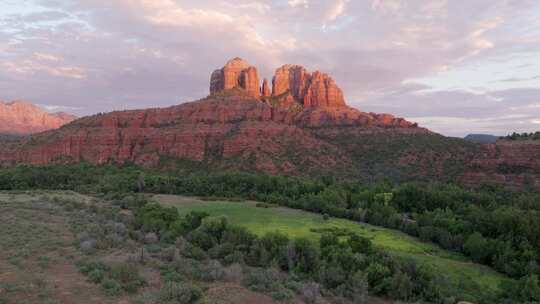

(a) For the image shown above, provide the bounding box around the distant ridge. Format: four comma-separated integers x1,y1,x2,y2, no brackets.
464,134,499,144
0,100,76,135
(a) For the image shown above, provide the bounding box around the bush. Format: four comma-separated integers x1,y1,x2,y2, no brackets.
80,239,97,254
244,268,282,293
302,282,322,304
144,232,159,244
88,269,105,284
158,282,203,304
77,260,109,275
78,260,144,295
224,263,244,282
271,288,295,301
109,263,146,293
101,278,122,296
199,260,225,282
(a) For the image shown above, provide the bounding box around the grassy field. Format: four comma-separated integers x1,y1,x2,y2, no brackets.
155,194,509,298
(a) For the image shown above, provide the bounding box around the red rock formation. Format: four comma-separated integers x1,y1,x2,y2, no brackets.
0,89,426,174
0,100,76,135
210,58,260,98
271,65,346,108
1,57,537,192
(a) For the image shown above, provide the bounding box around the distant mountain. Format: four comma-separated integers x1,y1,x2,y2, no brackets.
0,100,76,135
464,134,499,144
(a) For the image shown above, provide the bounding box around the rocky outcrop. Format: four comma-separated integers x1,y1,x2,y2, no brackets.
210,58,260,98
211,59,346,108
272,65,346,108
0,100,76,135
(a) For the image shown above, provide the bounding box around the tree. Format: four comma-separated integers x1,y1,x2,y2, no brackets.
348,234,372,255
520,275,540,302
390,271,413,301
293,238,320,275
349,271,368,304
463,232,490,264
366,262,391,294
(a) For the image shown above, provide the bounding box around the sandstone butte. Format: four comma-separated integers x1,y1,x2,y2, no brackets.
0,57,538,191
0,100,76,135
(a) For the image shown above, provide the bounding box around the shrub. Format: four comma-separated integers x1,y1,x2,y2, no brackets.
79,260,145,295
144,232,159,244
271,288,295,301
224,263,244,282
101,278,122,296
37,256,51,268
198,260,224,282
182,244,208,261
80,239,97,254
109,263,145,293
302,282,322,304
158,282,203,304
88,269,105,284
244,268,282,293
77,260,109,275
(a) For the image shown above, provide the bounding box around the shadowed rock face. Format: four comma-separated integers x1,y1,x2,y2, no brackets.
0,101,76,135
261,78,271,97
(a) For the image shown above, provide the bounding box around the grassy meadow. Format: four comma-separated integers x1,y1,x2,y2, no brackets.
154,194,509,298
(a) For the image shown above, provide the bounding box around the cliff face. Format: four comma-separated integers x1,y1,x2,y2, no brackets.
0,101,76,135
0,89,428,176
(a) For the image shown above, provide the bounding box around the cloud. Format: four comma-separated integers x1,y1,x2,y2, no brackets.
0,0,538,135
33,52,61,62
288,0,309,8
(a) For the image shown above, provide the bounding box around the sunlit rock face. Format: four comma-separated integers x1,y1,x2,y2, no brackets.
0,100,76,135
210,57,260,99
272,65,346,108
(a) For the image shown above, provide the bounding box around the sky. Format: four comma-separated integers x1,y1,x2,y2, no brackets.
0,0,540,136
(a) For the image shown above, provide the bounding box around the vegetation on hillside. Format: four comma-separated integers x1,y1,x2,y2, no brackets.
1,163,540,303
165,197,507,300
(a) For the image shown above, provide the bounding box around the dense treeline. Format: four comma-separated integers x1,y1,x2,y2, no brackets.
504,131,540,140
1,163,540,302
